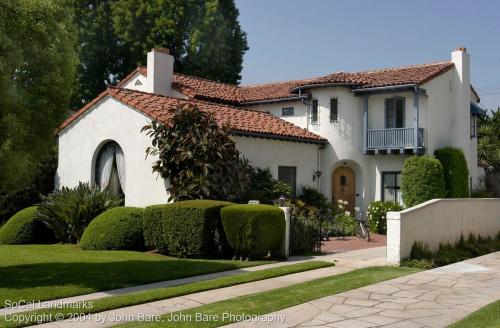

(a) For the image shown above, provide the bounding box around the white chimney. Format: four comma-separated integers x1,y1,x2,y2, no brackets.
450,46,472,180
146,48,174,96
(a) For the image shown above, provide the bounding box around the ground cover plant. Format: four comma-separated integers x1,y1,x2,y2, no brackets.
0,244,270,307
401,233,500,269
0,261,333,328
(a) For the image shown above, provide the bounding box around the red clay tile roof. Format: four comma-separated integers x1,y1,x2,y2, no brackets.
120,62,457,104
298,62,455,89
57,87,326,144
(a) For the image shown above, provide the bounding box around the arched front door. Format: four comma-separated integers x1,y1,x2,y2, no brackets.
332,166,355,214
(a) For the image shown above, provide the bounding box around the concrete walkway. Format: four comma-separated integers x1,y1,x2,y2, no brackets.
228,251,500,328
31,247,387,327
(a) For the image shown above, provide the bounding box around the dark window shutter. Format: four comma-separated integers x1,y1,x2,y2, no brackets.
330,98,338,121
312,100,319,123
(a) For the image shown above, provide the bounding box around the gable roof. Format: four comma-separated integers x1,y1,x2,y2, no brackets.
119,61,459,105
57,87,327,144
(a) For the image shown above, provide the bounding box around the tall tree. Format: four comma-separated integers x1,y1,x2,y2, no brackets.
0,0,78,192
72,0,130,108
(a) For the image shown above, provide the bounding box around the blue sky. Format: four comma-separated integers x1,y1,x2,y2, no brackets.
235,0,500,111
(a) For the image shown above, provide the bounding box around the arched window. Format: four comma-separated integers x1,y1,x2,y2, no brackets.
95,141,125,196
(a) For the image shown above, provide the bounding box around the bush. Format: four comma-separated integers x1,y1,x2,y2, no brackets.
143,204,171,251
0,207,55,244
243,168,292,204
221,204,285,258
367,201,403,234
80,207,145,251
297,186,330,210
434,147,469,198
161,200,233,258
401,156,446,207
409,241,433,260
38,182,123,243
0,150,58,224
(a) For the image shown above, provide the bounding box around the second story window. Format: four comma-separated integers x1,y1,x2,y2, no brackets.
330,98,338,122
385,97,405,128
282,107,294,117
312,99,319,123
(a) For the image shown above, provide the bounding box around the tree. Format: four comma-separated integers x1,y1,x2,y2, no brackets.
0,0,78,192
142,104,251,201
477,108,500,169
71,0,130,108
111,0,248,83
401,156,446,207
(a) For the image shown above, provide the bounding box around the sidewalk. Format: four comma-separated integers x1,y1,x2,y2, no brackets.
32,247,387,327
228,251,500,328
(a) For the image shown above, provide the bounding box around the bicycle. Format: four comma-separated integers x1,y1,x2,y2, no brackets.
355,211,370,241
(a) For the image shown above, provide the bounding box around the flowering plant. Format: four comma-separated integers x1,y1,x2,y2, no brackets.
367,201,403,234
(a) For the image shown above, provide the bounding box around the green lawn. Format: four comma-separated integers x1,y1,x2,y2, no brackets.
0,244,271,307
448,300,500,328
119,266,420,328
0,261,333,328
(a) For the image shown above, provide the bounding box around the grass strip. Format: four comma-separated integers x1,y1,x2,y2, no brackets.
0,245,271,307
118,266,420,328
0,261,333,328
448,300,500,328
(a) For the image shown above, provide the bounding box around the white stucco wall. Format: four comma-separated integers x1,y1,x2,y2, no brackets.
387,198,500,264
57,97,171,207
57,97,321,206
234,136,319,195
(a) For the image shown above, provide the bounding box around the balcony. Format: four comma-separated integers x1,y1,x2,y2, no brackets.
365,128,424,154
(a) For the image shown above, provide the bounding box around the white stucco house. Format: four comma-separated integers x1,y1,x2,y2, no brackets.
56,47,486,211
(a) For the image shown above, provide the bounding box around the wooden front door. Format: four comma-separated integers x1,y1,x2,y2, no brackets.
332,166,355,214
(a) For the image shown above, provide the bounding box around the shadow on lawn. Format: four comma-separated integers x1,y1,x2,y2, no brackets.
0,259,247,291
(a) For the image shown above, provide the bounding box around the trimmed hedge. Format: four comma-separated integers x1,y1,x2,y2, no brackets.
434,147,469,198
221,204,285,258
401,156,446,208
161,200,234,258
80,207,145,251
0,206,55,244
143,204,171,252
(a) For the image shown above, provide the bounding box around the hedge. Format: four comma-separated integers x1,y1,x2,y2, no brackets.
161,200,233,258
434,147,469,198
401,156,446,207
80,207,145,251
221,204,285,258
0,206,56,244
143,204,171,252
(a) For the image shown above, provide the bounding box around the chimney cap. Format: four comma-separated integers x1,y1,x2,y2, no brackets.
455,46,467,53
152,47,170,54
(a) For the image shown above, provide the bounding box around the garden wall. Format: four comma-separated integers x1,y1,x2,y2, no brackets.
387,198,500,264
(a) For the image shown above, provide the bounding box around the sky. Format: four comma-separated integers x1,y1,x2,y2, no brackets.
235,0,500,111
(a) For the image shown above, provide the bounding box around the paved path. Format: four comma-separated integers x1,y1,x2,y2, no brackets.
31,248,387,327
228,251,500,328
322,234,387,253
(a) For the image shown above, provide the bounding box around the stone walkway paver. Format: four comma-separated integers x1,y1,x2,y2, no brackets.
228,251,500,328
31,248,387,327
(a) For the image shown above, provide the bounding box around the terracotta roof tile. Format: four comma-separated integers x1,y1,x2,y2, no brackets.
57,87,326,144
120,61,457,104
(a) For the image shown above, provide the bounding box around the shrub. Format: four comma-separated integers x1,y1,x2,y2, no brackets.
401,156,446,207
0,207,55,244
161,200,233,257
143,204,171,251
80,207,145,251
367,201,403,234
434,147,469,198
409,241,433,260
298,186,330,210
243,168,292,204
38,182,123,243
221,204,285,258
